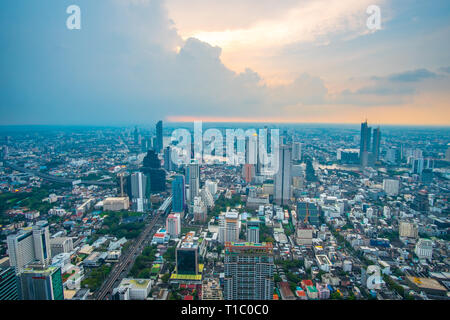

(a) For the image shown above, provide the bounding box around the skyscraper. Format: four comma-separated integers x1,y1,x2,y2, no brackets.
163,146,174,171
172,175,186,213
360,121,372,167
218,211,240,244
166,213,181,237
127,172,149,212
0,267,19,300
141,150,166,193
19,264,64,300
372,127,381,162
156,120,163,153
7,221,52,274
188,160,200,203
224,242,274,300
274,145,292,206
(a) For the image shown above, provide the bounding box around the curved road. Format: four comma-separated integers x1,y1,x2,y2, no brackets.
5,162,116,186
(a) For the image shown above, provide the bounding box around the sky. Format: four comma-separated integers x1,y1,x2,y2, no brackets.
0,0,449,126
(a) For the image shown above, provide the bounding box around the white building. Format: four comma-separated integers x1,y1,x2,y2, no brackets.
383,179,400,196
415,238,433,261
166,213,181,237
218,210,240,244
50,237,74,257
7,221,52,274
113,279,151,300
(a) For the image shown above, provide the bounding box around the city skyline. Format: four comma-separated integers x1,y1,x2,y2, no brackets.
1,0,449,126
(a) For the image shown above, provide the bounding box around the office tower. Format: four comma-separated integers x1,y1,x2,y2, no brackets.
19,264,64,300
171,175,186,213
383,179,400,196
218,211,240,244
243,164,255,184
224,242,274,300
193,197,207,223
141,150,166,193
372,127,381,162
166,213,181,237
156,120,163,153
7,221,52,274
292,142,302,161
274,145,292,206
415,239,433,261
118,172,126,197
360,121,372,167
176,233,199,275
188,160,200,203
128,172,149,212
163,146,174,171
0,267,19,300
297,201,320,226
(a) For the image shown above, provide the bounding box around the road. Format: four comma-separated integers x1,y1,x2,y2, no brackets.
95,211,164,300
5,162,116,186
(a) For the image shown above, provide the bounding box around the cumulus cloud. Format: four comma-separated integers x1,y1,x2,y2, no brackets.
0,0,448,125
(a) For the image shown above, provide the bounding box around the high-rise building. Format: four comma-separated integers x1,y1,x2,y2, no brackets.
415,239,433,261
193,197,207,223
188,160,200,203
163,146,175,172
176,232,199,275
247,226,259,243
141,150,166,193
127,172,149,212
0,267,19,300
292,142,302,161
205,180,218,196
19,264,64,300
243,164,255,184
7,221,52,274
200,187,214,208
219,211,240,244
274,145,292,206
413,190,429,214
224,242,274,300
360,121,372,167
166,213,181,238
399,221,418,239
171,175,186,213
383,179,400,196
372,127,381,162
156,120,163,153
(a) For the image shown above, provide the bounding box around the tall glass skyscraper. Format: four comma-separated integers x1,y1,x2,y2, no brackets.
156,120,163,153
0,267,19,300
172,175,186,213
